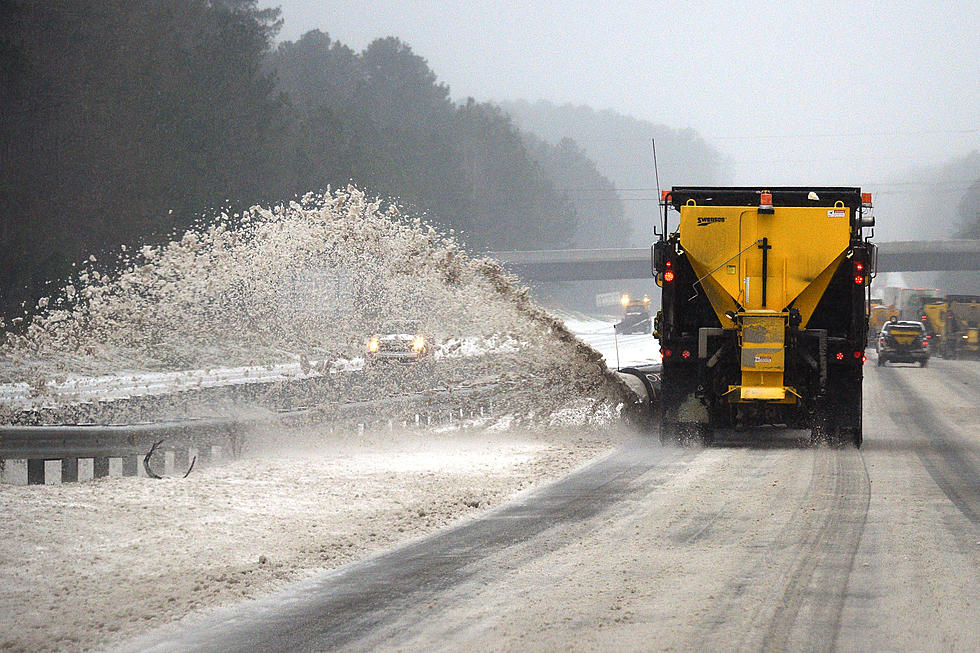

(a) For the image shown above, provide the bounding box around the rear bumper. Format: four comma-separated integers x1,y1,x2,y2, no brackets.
368,352,428,363
879,348,929,361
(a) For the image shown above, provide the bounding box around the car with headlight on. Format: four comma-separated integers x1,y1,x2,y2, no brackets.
366,321,432,364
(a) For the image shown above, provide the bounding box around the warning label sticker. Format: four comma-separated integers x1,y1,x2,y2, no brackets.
754,354,772,363
828,209,846,217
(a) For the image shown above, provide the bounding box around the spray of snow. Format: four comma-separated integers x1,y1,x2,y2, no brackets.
0,187,631,424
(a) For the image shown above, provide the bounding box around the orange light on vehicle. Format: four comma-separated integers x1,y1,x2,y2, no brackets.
759,190,774,213
861,192,873,207
661,190,671,202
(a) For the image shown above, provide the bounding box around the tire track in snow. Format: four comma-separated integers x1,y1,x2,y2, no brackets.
880,364,980,527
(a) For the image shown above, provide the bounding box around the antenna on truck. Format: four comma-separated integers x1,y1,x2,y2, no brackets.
651,138,662,200
652,138,666,237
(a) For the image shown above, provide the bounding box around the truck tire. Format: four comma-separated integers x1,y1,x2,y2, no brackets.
841,426,863,448
810,374,862,448
697,424,714,446
660,422,710,447
659,421,681,446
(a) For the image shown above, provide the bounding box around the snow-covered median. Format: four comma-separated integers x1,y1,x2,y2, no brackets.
0,422,627,652
0,335,526,413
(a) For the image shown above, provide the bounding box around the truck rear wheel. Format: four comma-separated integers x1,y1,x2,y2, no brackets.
660,422,711,447
810,376,862,448
844,426,863,448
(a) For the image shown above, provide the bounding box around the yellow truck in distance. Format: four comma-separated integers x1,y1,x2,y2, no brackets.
922,295,980,359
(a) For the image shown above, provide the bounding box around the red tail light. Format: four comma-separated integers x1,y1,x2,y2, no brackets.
836,352,844,361
853,351,862,359
862,354,867,364
854,275,865,285
664,270,675,283
922,341,929,349
682,350,691,359
855,261,864,272
663,349,672,358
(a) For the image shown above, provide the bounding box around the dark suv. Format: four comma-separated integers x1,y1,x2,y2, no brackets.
876,320,930,367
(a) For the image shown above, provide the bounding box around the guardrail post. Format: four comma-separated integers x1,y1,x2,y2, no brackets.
122,456,137,477
27,459,45,485
93,456,110,478
61,457,79,483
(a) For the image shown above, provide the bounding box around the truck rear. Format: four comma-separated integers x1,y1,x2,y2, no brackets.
652,187,876,447
932,295,980,359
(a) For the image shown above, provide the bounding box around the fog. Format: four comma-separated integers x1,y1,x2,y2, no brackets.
270,0,980,240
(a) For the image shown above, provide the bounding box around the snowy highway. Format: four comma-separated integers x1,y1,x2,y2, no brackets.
118,343,980,653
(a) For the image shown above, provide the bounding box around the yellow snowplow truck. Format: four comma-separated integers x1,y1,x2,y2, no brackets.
652,187,876,447
923,296,980,359
868,303,896,344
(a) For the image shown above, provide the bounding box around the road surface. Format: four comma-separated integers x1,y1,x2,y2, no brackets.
125,351,979,652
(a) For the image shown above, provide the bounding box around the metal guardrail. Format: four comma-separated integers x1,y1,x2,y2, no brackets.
0,419,241,460
0,419,243,484
0,379,507,485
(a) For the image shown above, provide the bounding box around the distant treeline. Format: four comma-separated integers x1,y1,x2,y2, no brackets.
0,0,723,321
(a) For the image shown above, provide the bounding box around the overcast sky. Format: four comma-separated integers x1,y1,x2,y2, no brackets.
264,0,979,196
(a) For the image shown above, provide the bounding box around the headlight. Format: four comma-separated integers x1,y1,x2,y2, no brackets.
367,337,379,353
412,335,425,351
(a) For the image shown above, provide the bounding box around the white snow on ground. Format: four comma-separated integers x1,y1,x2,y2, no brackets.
557,311,662,369
0,361,336,412
0,422,627,652
0,335,521,412
0,188,639,652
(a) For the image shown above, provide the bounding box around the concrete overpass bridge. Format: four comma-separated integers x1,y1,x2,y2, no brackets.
488,240,980,282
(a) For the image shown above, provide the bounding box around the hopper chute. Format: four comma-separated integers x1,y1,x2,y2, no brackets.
678,203,851,327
